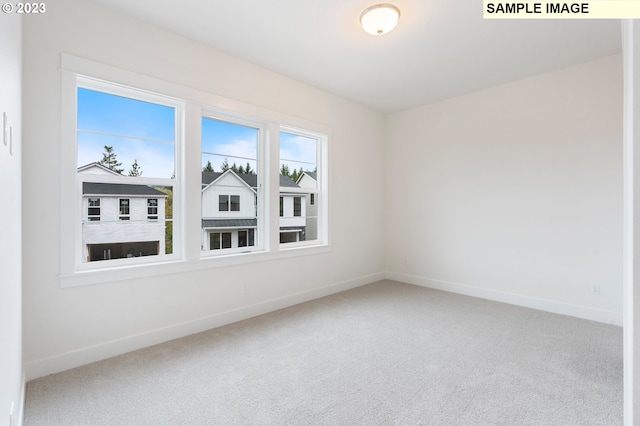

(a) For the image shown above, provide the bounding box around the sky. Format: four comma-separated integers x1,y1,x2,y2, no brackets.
78,88,317,179
77,88,176,179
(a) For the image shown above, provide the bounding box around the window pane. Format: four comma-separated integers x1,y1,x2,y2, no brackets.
77,88,175,179
280,131,318,244
230,195,240,212
147,198,158,219
280,132,317,187
219,194,229,211
202,117,259,253
293,197,301,217
222,232,232,249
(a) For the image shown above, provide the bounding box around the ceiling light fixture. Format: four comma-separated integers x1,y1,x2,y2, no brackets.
360,4,400,36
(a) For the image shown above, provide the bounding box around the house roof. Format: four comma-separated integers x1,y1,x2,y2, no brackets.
201,219,257,228
297,171,316,183
201,171,299,188
77,162,121,175
83,182,168,197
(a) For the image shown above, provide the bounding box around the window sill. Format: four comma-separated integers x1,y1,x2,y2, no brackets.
59,244,332,288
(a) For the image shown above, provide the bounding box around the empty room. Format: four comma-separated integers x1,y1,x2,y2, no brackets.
2,0,639,424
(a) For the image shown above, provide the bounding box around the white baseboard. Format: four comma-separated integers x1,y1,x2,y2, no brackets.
386,271,623,326
25,272,385,381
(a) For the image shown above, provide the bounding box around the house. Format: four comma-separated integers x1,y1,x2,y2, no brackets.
4,0,639,424
296,171,317,241
201,170,257,250
201,170,307,249
78,163,168,261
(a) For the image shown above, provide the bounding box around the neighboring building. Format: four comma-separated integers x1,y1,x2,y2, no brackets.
201,170,257,251
79,163,168,262
296,171,317,241
279,173,307,243
201,170,306,249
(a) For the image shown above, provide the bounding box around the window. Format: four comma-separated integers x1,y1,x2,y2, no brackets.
293,197,302,217
218,195,241,212
73,78,180,266
280,129,324,245
202,116,260,254
238,229,255,248
210,232,232,250
87,197,100,221
119,199,130,220
147,198,158,220
61,55,328,285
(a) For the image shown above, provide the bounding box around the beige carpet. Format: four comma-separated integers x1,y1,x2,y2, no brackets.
24,280,623,425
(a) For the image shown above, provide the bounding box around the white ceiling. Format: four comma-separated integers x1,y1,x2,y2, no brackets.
91,0,622,113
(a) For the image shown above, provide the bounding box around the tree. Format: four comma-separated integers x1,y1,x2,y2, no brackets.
237,164,245,174
99,145,124,174
280,163,290,177
157,187,173,255
203,160,214,172
128,159,142,177
291,167,304,183
244,162,254,174
220,158,229,171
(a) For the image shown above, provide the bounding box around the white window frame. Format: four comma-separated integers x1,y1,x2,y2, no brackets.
59,54,330,288
278,126,328,250
60,70,184,276
200,109,266,258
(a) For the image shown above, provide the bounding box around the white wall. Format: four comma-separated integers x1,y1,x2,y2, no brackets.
0,10,23,426
386,55,623,325
22,0,386,378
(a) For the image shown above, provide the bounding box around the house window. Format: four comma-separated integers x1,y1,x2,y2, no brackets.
61,57,328,285
87,197,100,221
72,78,180,267
202,116,260,254
238,229,255,248
280,128,324,245
230,195,240,211
218,195,240,212
219,195,228,211
119,199,130,220
147,198,158,220
293,197,302,217
210,232,232,250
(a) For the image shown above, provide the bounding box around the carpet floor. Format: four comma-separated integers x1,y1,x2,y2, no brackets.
24,280,623,425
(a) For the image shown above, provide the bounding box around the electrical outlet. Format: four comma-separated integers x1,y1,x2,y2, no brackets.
591,285,601,296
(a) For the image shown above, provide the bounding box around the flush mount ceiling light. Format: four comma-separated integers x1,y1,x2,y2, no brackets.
360,4,400,36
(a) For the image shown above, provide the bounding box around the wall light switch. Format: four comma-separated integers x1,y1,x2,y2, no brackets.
2,112,7,146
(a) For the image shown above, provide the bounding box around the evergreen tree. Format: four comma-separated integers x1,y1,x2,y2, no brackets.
245,162,254,174
99,145,124,174
237,164,245,174
291,167,304,183
220,158,229,171
203,160,214,172
128,159,142,177
280,164,290,177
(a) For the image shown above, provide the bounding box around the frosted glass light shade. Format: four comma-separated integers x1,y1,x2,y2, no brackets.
360,4,400,36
